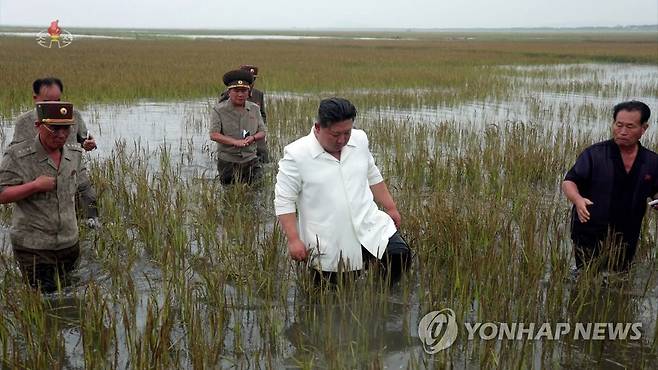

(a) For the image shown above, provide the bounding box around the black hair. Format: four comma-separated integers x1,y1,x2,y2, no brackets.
317,97,357,127
32,77,64,96
613,100,651,124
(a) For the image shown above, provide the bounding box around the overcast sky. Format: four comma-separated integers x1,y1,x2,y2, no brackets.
1,0,657,29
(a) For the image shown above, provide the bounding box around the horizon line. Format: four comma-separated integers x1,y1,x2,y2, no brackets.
0,24,656,32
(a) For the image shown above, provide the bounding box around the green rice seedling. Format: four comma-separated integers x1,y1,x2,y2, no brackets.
0,32,656,368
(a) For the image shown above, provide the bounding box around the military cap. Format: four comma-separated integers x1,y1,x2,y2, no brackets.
223,69,254,89
239,64,259,77
36,101,74,125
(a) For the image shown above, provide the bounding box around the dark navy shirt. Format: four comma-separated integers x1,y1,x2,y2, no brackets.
565,140,658,248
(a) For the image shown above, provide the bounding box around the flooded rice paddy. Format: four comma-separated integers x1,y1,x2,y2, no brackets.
1,62,658,368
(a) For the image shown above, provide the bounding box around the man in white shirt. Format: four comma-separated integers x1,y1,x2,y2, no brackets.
274,97,410,285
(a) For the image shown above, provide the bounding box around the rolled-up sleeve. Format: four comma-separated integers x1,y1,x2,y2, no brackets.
564,149,591,186
209,107,222,135
74,111,89,143
256,113,266,136
0,152,23,193
274,147,300,215
365,134,384,185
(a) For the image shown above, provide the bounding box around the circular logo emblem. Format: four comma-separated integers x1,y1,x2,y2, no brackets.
418,308,458,354
60,107,68,115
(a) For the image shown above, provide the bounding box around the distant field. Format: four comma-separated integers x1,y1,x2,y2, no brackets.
0,32,656,117
1,29,658,368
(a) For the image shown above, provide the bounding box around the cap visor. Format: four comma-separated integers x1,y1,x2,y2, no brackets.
41,119,74,124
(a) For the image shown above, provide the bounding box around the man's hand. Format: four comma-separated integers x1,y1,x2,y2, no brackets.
370,181,402,228
82,135,97,151
244,135,256,145
288,238,308,262
232,138,249,148
575,197,593,223
33,175,56,192
386,208,401,228
562,181,593,223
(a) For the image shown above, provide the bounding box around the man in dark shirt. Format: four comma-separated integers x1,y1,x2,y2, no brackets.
563,100,658,272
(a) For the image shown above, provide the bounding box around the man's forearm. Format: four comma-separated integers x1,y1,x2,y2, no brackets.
370,181,397,211
253,131,265,141
210,132,235,146
0,182,38,204
562,180,583,205
277,212,300,242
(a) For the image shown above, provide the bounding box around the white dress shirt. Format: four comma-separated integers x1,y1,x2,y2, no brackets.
274,128,397,272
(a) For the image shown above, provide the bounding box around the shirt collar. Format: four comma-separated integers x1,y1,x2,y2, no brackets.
636,141,646,164
33,135,50,163
33,134,64,170
307,126,358,159
609,139,646,164
226,101,252,113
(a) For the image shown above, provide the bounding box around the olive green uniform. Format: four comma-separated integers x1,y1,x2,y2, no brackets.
219,88,267,123
11,109,97,219
219,88,269,162
0,136,84,291
210,100,266,184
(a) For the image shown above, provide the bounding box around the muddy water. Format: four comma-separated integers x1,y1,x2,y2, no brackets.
368,64,658,138
0,62,657,368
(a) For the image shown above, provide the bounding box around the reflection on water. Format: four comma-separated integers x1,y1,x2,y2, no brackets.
0,32,134,40
0,62,657,367
0,31,409,41
504,63,658,86
368,63,658,141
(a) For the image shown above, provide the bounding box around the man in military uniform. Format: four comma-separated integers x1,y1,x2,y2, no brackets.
12,77,99,225
219,65,269,163
0,102,85,293
210,69,267,185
